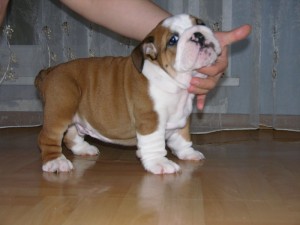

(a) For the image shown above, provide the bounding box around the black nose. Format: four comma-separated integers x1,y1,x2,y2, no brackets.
192,32,205,45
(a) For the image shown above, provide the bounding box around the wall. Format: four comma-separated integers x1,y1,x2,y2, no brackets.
0,0,299,131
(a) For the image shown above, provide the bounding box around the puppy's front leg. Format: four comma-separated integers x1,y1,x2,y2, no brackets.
167,124,205,161
137,129,180,174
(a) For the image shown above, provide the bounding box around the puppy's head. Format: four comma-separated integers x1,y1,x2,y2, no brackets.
132,14,221,89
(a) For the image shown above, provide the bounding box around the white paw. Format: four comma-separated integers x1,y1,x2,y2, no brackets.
143,157,181,174
71,143,100,156
176,149,205,161
42,155,74,173
136,150,141,158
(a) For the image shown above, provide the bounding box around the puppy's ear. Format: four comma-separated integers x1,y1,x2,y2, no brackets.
131,43,145,73
131,36,157,73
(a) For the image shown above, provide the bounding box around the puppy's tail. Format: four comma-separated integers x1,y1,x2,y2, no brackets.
35,67,53,92
35,67,56,101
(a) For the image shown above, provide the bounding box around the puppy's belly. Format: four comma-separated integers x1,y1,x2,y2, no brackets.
73,114,137,146
75,122,114,143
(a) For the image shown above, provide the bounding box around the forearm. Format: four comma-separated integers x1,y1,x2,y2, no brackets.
60,0,171,41
0,0,9,25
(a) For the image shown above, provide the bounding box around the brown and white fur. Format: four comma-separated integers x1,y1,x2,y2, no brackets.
35,14,221,174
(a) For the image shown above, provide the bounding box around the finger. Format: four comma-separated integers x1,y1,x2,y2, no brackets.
215,24,252,47
196,95,206,111
188,85,209,95
189,74,221,95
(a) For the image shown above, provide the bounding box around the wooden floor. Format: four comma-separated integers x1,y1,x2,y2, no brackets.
0,127,300,225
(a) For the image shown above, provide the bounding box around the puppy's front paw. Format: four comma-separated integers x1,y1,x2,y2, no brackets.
42,155,74,173
176,149,205,161
143,157,181,174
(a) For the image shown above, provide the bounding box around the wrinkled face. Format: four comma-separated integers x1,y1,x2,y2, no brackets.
132,14,221,88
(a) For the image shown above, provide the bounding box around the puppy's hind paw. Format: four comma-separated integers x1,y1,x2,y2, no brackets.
84,145,100,156
143,157,181,175
71,142,100,156
42,155,74,173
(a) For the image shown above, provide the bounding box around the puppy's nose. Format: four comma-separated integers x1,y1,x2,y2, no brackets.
192,32,205,45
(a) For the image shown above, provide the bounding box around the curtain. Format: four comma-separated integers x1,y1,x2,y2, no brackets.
0,0,299,133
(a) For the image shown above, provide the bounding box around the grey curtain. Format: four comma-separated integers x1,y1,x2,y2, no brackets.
0,0,299,132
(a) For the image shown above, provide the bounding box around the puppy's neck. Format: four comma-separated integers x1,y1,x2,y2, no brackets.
142,60,190,94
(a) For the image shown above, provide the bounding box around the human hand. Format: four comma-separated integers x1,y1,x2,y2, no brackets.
188,24,252,110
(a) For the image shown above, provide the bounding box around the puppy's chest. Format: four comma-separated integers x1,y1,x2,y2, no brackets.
148,85,194,129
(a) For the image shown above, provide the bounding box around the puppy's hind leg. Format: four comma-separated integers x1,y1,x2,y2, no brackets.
39,114,74,173
63,125,99,156
39,79,80,173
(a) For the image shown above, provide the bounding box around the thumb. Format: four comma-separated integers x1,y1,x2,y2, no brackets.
215,24,252,47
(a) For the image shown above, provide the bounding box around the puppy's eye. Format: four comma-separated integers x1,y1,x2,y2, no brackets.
168,34,179,46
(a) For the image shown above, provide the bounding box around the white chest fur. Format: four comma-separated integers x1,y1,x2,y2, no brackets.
143,60,194,130
149,84,194,130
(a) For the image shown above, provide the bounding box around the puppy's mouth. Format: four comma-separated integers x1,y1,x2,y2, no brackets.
189,42,217,71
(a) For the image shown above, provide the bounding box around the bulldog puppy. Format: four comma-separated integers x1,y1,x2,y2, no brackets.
35,14,221,174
